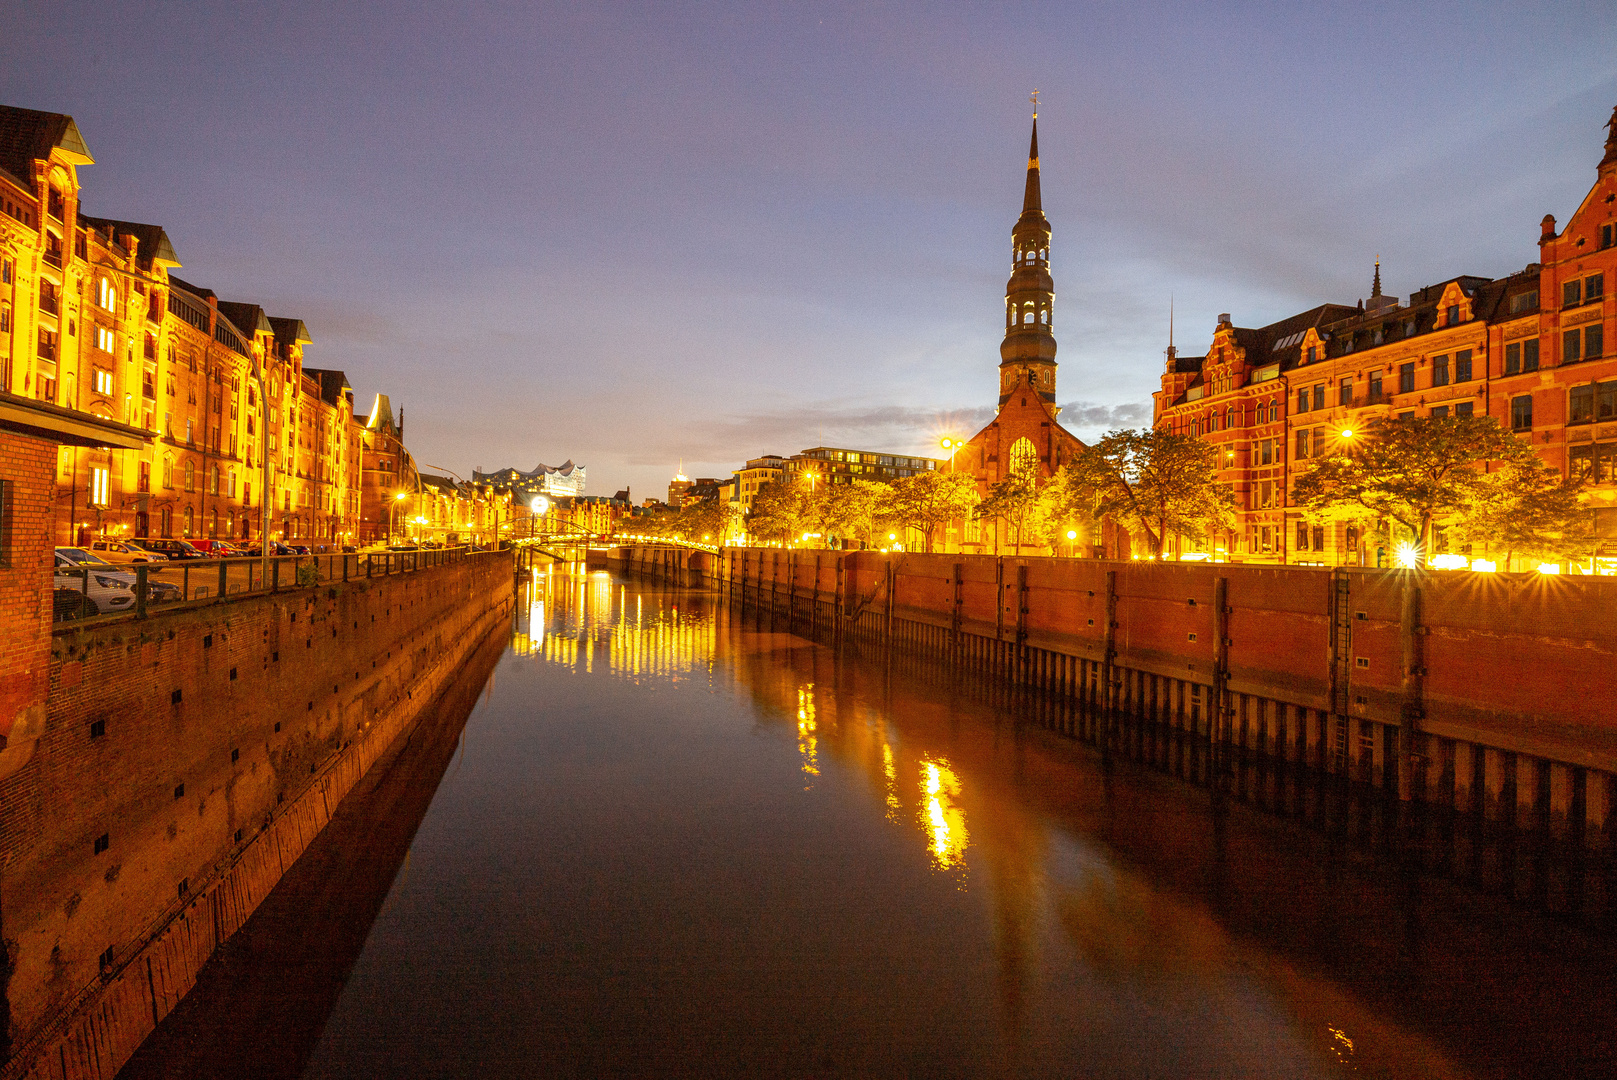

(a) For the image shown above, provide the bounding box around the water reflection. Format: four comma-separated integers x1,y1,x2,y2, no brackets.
136,569,1617,1079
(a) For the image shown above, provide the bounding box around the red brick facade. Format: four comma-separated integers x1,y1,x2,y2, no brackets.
0,430,56,769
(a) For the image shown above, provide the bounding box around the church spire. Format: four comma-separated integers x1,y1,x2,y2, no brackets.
1023,115,1042,213
1371,257,1382,299
1000,99,1057,407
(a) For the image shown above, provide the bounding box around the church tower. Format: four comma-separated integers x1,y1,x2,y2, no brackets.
999,114,1057,406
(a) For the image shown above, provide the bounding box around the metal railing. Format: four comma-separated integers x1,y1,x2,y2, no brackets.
51,545,505,626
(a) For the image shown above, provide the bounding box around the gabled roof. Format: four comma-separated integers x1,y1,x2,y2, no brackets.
79,216,180,269
302,368,350,408
218,301,273,338
269,316,312,345
0,105,92,186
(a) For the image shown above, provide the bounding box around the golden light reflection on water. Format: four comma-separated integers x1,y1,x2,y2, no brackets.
921,758,968,871
881,743,901,820
796,684,819,786
511,566,718,685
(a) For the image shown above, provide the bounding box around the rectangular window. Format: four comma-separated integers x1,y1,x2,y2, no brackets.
1587,273,1604,302
1511,394,1534,431
1399,362,1415,394
1260,481,1272,508
95,326,115,353
1505,342,1521,375
1447,304,1460,325
1368,372,1382,399
1297,522,1309,551
1260,439,1272,466
1431,405,1449,419
1455,400,1474,418
1600,382,1617,422
138,461,150,493
92,368,113,395
1587,324,1604,360
1565,328,1583,364
1313,525,1326,551
1338,378,1353,406
89,467,109,507
1306,346,1316,363
1312,384,1325,411
1571,443,1594,481
1455,349,1472,382
1509,290,1539,314
1565,279,1582,307
1523,337,1539,372
1295,428,1310,459
1603,224,1615,249
1260,525,1272,551
1432,354,1449,386
1571,384,1594,424
1296,389,1309,413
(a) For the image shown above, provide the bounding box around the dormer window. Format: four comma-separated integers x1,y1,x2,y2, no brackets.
1446,304,1460,325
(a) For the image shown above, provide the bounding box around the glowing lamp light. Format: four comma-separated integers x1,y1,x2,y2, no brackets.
530,495,550,515
1340,428,1355,439
1066,530,1078,540
394,491,408,501
1430,553,1468,570
1470,559,1498,573
1394,542,1420,569
1537,562,1562,575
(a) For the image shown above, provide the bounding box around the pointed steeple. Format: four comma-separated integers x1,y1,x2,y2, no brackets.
1602,104,1617,170
1023,117,1042,213
1371,258,1382,299
1000,101,1057,406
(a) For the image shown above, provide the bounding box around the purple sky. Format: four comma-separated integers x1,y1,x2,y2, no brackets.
6,2,1616,499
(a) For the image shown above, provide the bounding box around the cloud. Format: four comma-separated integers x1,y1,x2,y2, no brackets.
1056,401,1151,431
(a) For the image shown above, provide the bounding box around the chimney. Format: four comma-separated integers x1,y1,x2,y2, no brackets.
1541,214,1557,243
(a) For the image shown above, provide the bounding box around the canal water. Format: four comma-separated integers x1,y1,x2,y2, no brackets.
120,567,1616,1079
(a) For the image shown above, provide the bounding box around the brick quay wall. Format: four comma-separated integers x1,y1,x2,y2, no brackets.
614,544,1617,909
0,550,515,1080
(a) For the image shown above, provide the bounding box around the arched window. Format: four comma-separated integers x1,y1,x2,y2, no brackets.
228,468,237,497
97,277,116,313
1009,436,1038,478
182,506,194,536
184,459,195,492
209,465,219,496
163,454,174,489
209,508,218,537
160,508,172,538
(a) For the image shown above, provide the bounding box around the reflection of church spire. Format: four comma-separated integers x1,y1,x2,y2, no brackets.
1000,104,1058,406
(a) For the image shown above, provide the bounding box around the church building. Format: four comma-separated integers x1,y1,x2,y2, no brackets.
955,112,1087,554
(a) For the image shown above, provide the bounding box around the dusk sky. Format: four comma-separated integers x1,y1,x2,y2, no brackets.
6,1,1616,499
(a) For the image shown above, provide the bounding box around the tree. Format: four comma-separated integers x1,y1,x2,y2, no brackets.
1450,454,1592,569
822,479,893,548
679,497,739,545
747,480,807,545
889,470,979,553
1291,414,1582,562
1052,429,1235,558
976,455,1049,555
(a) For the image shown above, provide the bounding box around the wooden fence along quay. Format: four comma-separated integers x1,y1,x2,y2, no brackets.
610,543,1617,923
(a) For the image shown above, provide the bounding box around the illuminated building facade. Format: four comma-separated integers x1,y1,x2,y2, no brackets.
1154,106,1617,566
783,447,942,487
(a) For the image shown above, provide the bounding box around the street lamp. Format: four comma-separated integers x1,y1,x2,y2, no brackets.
390,490,408,543
530,495,550,538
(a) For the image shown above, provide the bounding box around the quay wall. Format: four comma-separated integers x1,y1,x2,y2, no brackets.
0,550,515,1080
612,544,1617,858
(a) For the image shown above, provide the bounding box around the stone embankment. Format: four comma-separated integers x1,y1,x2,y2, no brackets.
0,550,514,1080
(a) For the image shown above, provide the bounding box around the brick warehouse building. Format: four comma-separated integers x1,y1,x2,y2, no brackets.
1154,105,1617,568
0,104,487,552
955,113,1089,555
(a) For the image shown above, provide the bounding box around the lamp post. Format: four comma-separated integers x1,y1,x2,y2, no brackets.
530,495,550,539
390,490,408,544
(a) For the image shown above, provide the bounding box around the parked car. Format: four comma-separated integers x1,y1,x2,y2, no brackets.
189,538,245,557
241,540,296,557
139,538,208,560
52,566,137,615
88,538,168,564
55,549,182,602
289,545,312,556
54,585,101,620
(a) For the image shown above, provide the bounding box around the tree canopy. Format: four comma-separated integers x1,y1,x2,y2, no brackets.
888,470,979,552
1290,414,1589,563
976,453,1049,555
1051,429,1235,558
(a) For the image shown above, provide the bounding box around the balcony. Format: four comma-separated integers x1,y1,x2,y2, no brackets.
39,293,59,317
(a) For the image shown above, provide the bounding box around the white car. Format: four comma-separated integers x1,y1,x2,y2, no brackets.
55,549,181,603
52,565,137,615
